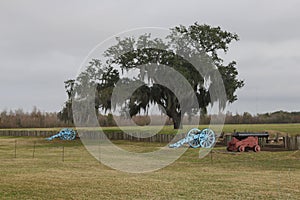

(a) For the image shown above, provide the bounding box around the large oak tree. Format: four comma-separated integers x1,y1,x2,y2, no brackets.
59,23,244,129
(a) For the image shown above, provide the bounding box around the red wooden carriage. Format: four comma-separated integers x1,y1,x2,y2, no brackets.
227,132,269,152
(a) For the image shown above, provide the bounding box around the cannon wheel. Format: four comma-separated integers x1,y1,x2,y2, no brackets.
199,128,216,148
67,129,76,140
238,145,245,152
59,128,76,140
253,145,261,152
187,128,202,148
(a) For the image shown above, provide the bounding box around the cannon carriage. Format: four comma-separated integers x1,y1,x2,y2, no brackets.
46,128,77,141
227,132,269,152
169,128,216,148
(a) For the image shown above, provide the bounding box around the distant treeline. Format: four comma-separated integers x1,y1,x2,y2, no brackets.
0,108,68,128
0,108,300,128
224,111,300,124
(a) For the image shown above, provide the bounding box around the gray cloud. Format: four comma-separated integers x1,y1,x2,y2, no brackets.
0,0,300,114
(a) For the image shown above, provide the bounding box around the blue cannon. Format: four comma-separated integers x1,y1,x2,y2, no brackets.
46,128,77,141
169,128,216,148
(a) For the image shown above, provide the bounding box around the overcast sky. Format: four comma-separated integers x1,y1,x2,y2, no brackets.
1,0,300,114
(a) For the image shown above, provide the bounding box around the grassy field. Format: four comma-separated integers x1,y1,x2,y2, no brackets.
0,137,299,199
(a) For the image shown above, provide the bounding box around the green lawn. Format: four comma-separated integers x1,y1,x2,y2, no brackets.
0,137,299,199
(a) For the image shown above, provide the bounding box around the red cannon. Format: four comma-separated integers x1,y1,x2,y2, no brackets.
227,132,269,152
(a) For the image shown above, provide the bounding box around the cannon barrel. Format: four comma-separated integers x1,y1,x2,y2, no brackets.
232,132,269,138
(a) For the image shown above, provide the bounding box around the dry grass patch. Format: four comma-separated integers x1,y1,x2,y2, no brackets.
0,137,299,199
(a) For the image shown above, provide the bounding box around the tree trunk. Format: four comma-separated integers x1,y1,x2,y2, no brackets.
173,113,183,129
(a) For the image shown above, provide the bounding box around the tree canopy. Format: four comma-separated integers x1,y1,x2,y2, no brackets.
59,23,244,129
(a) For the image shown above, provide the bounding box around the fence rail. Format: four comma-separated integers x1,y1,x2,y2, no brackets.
0,130,186,143
0,130,299,150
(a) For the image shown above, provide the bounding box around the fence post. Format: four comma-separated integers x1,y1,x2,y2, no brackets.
14,139,17,158
290,136,295,150
275,132,279,143
287,136,291,150
287,136,298,150
224,135,232,146
32,141,36,158
283,136,288,149
62,146,65,162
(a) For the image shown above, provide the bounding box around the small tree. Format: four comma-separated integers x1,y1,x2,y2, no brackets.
57,79,75,124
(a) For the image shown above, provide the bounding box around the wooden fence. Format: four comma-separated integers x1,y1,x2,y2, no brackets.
0,130,299,150
285,136,300,150
0,130,58,137
0,130,185,143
